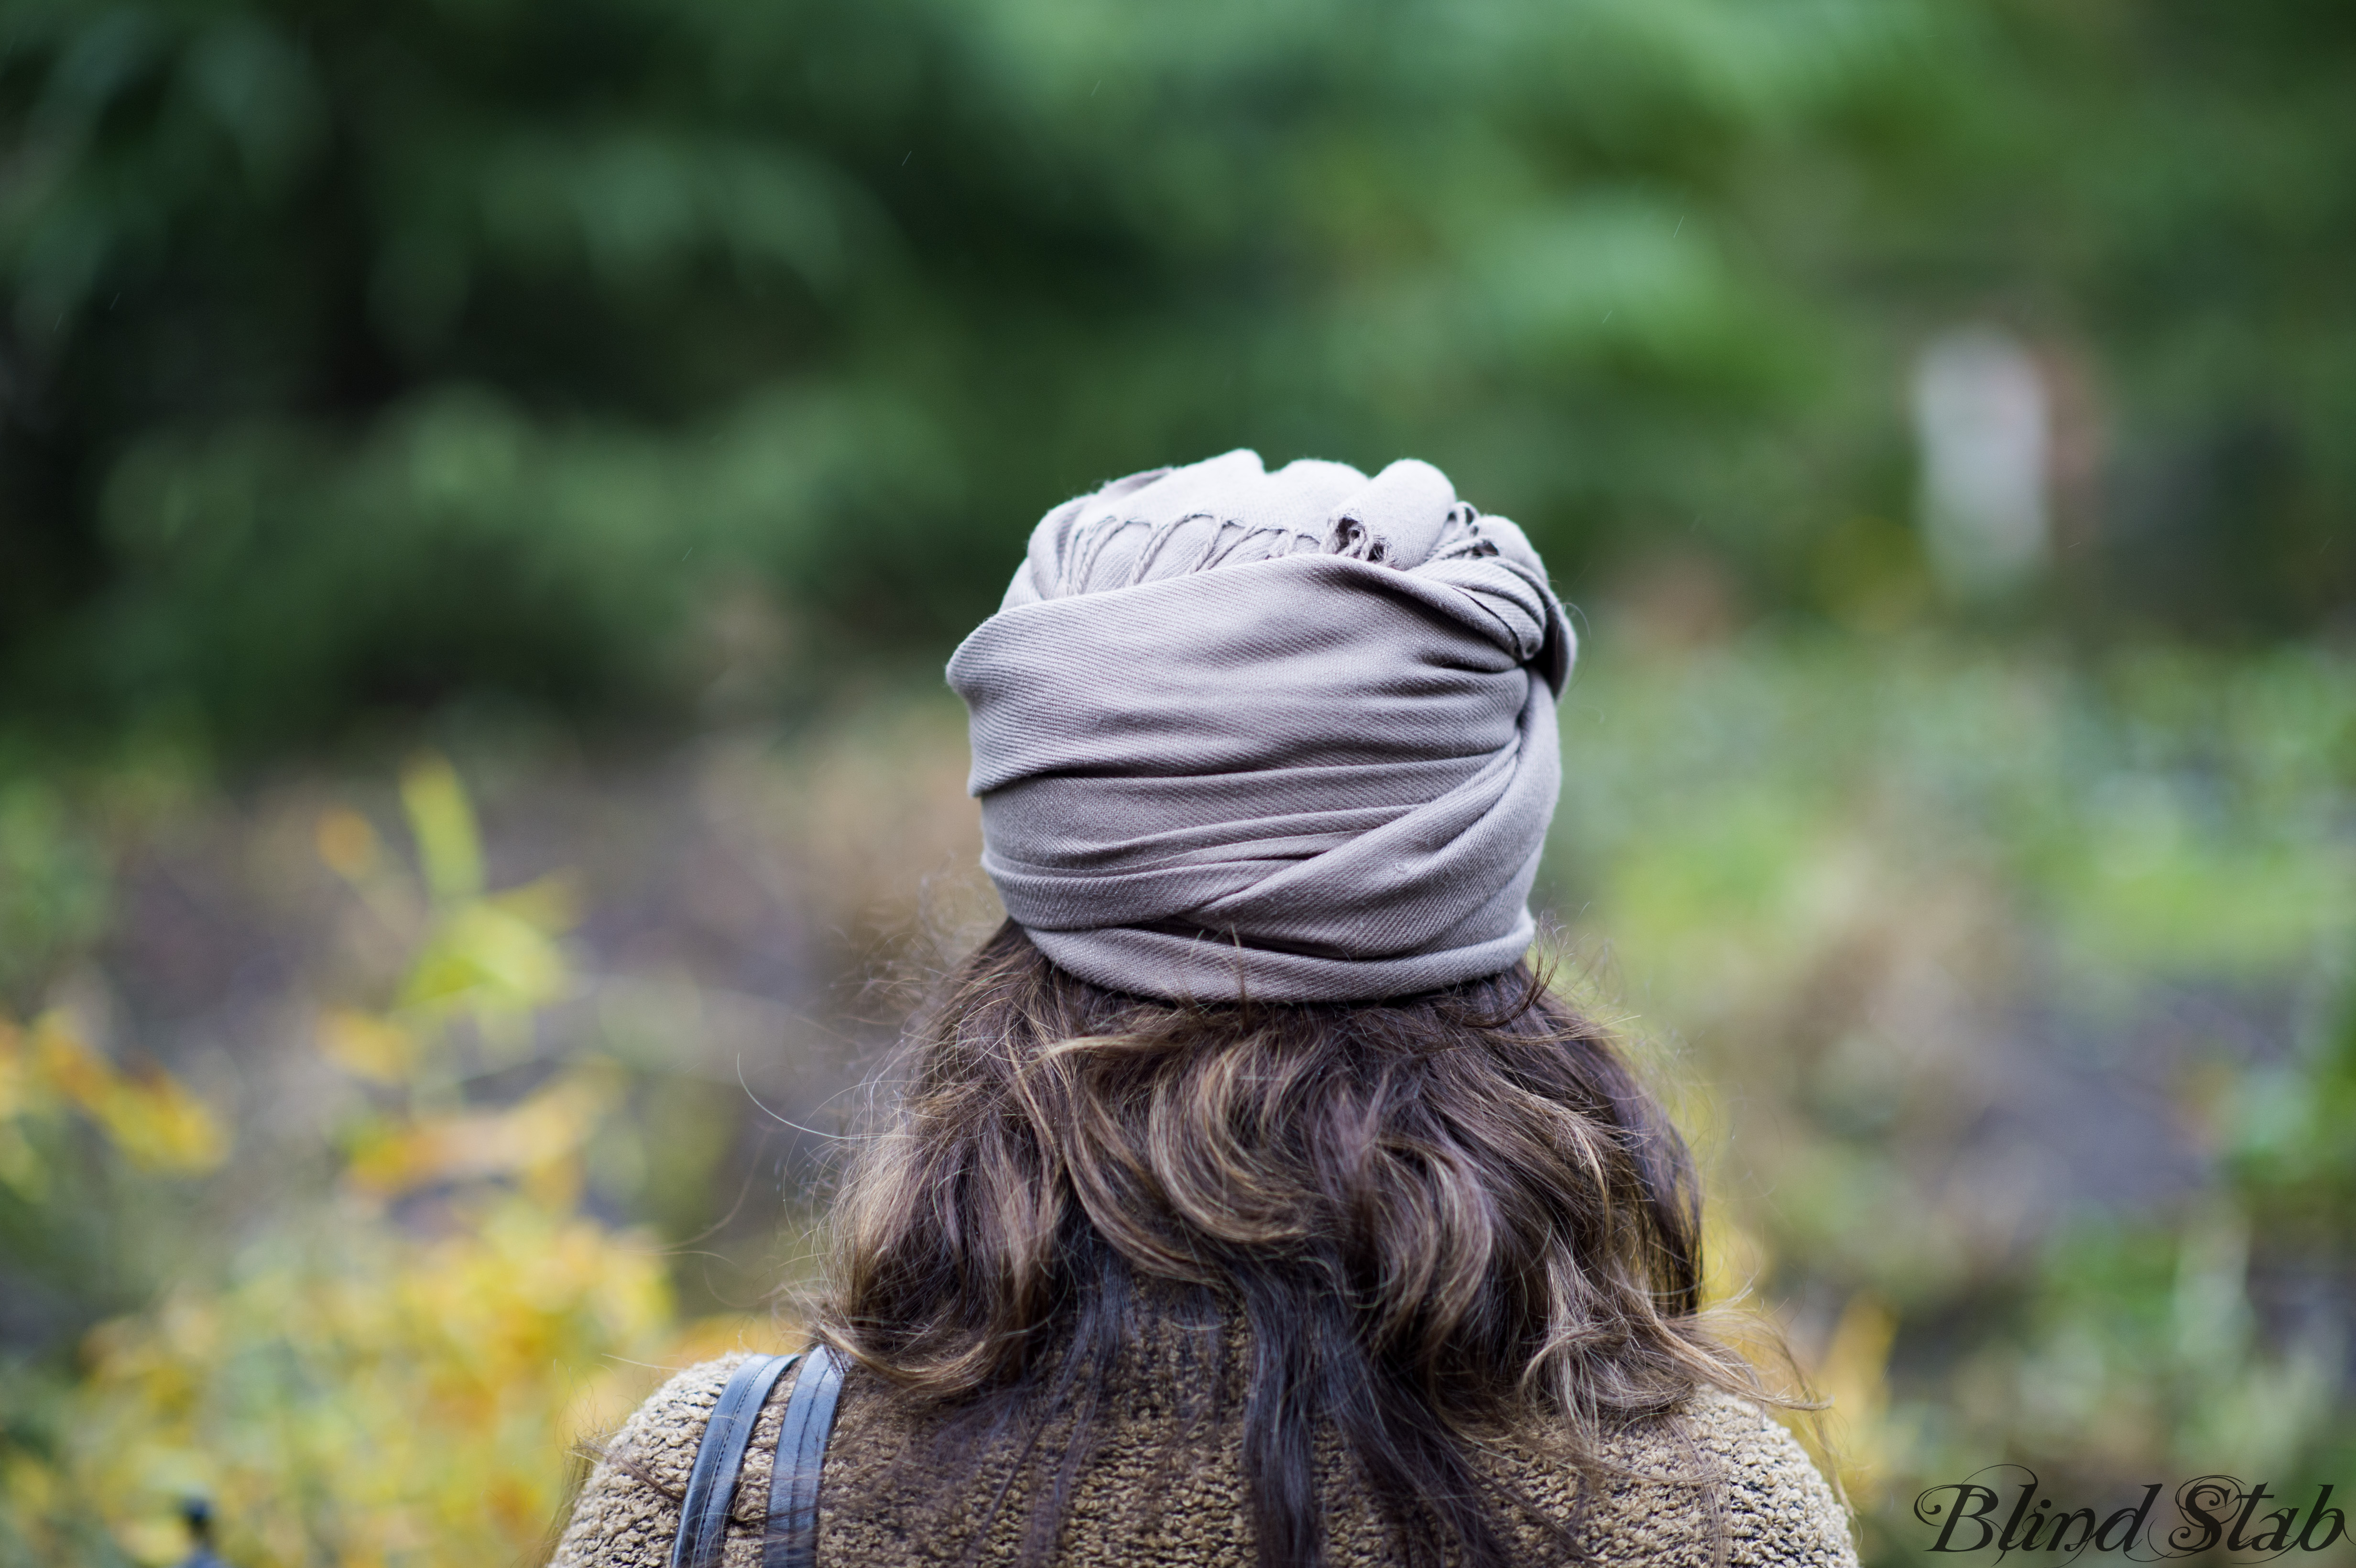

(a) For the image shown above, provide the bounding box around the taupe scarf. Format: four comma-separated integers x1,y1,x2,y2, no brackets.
947,450,1571,1002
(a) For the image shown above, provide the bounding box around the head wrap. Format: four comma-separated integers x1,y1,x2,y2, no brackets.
946,449,1573,1002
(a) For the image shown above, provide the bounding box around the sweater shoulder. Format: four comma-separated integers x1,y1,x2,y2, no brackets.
1480,1389,1855,1568
549,1354,794,1568
1627,1389,1858,1568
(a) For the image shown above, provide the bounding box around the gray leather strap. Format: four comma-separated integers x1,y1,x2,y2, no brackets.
669,1353,795,1568
763,1344,847,1568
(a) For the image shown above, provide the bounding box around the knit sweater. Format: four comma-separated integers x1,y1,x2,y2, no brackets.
550,1349,1857,1568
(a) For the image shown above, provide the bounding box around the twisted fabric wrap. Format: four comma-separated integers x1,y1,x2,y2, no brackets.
947,450,1574,1003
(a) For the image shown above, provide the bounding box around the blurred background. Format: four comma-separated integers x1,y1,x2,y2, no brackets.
1,0,2351,1562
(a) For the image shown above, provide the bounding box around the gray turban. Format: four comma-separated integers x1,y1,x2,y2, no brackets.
946,449,1573,1003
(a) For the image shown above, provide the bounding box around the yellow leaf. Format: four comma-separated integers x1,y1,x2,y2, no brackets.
98,1067,230,1173
345,1072,614,1198
316,1010,415,1084
488,872,582,935
315,807,382,882
401,901,571,1017
32,1012,114,1114
27,1013,229,1172
400,754,483,904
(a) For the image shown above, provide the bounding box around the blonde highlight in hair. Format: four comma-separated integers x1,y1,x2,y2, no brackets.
819,921,1759,1568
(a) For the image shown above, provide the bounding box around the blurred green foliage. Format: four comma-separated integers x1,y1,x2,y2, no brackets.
1546,638,2356,1559
0,781,108,1002
3,0,2353,743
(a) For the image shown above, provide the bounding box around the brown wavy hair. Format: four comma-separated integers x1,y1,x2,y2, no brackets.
817,920,1758,1568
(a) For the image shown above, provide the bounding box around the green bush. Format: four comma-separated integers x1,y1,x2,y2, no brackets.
4,0,2352,744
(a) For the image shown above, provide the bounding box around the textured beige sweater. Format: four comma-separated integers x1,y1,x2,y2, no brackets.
553,1347,1856,1568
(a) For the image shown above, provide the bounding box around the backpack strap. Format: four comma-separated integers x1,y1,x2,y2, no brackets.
763,1343,848,1568
668,1353,796,1568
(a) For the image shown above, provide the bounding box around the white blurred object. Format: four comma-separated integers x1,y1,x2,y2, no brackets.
1911,326,2051,596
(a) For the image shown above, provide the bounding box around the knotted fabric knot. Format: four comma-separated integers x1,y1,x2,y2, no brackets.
946,449,1574,1002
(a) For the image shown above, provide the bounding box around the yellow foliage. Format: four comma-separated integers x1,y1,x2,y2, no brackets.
316,1007,416,1084
0,1011,228,1176
401,752,485,904
376,756,581,1045
0,762,769,1567
1811,1290,1898,1505
1698,1196,1768,1312
400,895,574,1022
55,1198,682,1568
344,1069,616,1199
